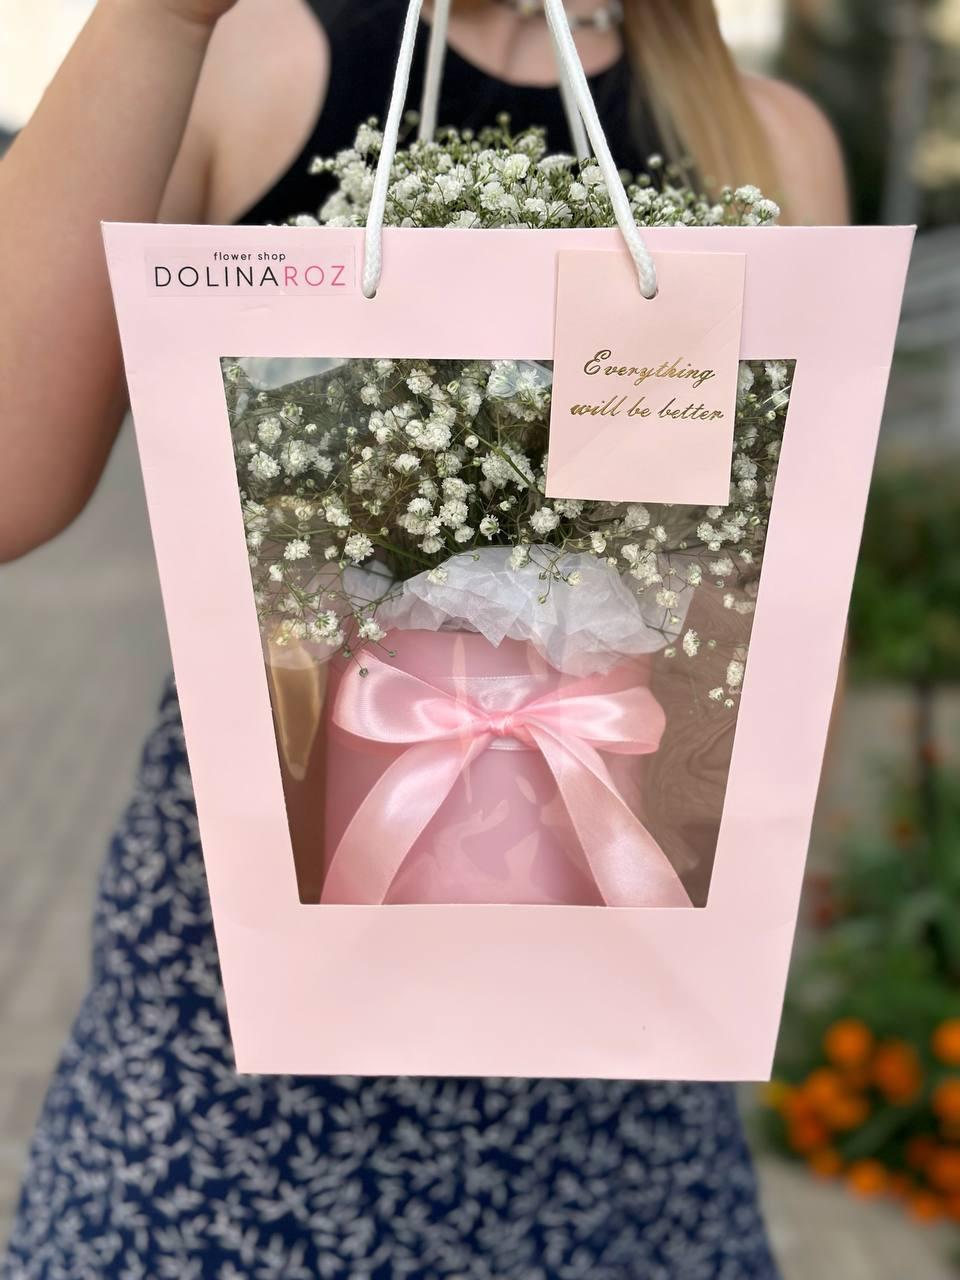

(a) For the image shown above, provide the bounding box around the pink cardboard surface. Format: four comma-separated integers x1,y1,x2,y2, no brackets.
546,249,745,506
103,223,913,1080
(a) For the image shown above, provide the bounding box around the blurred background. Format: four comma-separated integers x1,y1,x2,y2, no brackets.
1,0,959,1275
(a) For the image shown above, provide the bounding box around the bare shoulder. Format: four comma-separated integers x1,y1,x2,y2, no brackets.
743,74,850,226
168,0,330,225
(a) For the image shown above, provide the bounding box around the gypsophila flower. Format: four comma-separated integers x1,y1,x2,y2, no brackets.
393,453,421,474
257,417,283,446
344,533,374,563
439,499,469,529
226,126,783,692
249,452,280,481
623,504,651,531
529,507,560,535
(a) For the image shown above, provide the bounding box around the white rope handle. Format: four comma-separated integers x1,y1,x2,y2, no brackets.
363,0,656,299
542,0,657,297
556,67,591,163
363,0,425,297
417,0,450,143
417,0,589,159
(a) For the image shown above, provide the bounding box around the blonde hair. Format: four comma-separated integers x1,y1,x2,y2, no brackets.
451,0,780,198
622,0,779,197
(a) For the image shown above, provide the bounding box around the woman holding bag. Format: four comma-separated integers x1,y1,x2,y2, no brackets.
0,1,846,1275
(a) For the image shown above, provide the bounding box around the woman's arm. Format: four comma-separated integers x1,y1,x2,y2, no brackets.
0,0,239,563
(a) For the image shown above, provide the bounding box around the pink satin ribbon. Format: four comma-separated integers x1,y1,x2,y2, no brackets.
321,654,692,907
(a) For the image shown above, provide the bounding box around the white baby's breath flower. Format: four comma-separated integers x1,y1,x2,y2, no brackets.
501,153,530,182
358,619,386,642
439,499,469,529
553,498,583,518
324,501,352,528
622,503,650,532
257,417,283,446
529,506,559,535
406,371,434,396
344,532,374,563
238,126,785,711
284,538,310,561
427,567,448,585
727,660,745,690
249,452,280,481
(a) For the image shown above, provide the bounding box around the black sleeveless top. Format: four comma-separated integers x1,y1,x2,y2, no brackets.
238,0,662,226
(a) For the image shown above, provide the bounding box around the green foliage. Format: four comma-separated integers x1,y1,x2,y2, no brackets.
763,767,960,1212
850,466,960,685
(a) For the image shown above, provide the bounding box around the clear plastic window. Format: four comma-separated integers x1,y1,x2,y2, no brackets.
221,355,794,907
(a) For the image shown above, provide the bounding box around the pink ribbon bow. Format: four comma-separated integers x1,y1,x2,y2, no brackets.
321,654,692,908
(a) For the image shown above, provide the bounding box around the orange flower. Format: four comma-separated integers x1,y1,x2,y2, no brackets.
908,1191,944,1223
824,1019,874,1068
946,1192,960,1223
782,1089,816,1122
846,1160,887,1197
824,1094,870,1132
906,1135,938,1170
807,1148,843,1179
838,1063,872,1091
932,1020,960,1066
872,1041,923,1103
928,1148,960,1194
788,1115,830,1154
933,1080,960,1124
887,1173,914,1199
804,1068,846,1110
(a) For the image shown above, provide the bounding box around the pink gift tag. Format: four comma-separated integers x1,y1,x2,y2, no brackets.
546,249,745,506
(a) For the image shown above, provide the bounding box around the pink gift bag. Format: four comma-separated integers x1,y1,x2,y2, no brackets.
101,0,913,1079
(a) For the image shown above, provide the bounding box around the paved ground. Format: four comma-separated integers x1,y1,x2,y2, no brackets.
0,422,956,1276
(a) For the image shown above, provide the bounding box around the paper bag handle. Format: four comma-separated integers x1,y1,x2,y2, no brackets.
417,0,590,162
362,0,658,302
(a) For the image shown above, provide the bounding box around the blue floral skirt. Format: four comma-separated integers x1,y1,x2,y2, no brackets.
3,679,780,1279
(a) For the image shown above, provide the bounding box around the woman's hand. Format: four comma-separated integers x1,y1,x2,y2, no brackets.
152,0,242,29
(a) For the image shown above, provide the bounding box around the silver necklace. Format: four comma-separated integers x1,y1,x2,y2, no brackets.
497,0,624,33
